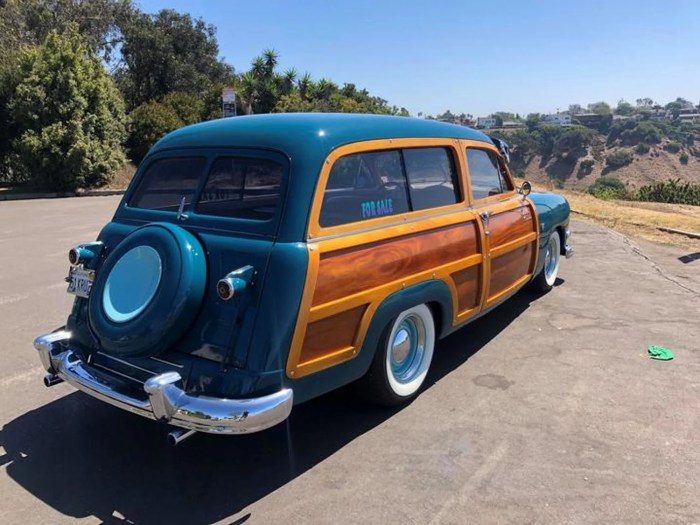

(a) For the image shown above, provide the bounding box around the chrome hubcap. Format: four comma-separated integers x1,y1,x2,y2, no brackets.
544,237,559,281
390,314,426,383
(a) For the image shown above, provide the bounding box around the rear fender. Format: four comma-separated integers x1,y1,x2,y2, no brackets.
291,279,453,404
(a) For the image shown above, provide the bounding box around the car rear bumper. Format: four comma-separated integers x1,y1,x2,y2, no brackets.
33,330,293,434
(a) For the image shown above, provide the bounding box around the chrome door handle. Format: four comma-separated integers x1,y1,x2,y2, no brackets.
479,211,492,224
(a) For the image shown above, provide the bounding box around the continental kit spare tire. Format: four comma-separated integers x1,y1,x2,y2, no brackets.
88,222,207,357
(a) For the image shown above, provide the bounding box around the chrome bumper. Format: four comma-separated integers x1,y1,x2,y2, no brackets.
33,331,293,434
564,228,574,258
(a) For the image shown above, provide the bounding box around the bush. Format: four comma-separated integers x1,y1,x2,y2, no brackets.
605,150,633,169
637,179,700,205
680,152,689,164
664,142,681,153
126,101,183,164
580,158,595,170
635,143,650,154
8,26,126,190
619,121,663,145
588,175,629,200
552,125,595,160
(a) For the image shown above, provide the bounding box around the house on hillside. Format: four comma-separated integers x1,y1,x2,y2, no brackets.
542,113,572,126
476,117,496,129
647,110,669,121
678,110,700,122
502,120,523,129
573,113,613,129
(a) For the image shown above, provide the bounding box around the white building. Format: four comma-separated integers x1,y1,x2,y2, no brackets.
477,117,497,129
542,113,572,126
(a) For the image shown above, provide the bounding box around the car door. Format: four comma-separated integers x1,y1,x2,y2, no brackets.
464,145,538,308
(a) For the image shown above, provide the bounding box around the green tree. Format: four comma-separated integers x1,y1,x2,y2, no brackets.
126,101,182,164
552,125,595,160
162,91,204,125
115,9,233,109
9,25,126,190
587,101,612,115
614,99,635,116
525,113,541,131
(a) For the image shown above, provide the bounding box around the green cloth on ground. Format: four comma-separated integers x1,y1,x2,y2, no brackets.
648,345,674,361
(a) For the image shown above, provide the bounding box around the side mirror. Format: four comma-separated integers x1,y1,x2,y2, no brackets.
520,181,532,197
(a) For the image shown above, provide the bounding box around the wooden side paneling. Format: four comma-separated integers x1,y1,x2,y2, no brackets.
451,265,480,313
488,207,534,248
300,305,367,365
489,242,533,297
313,222,479,306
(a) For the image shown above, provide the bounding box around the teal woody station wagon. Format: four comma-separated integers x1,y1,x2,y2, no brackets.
34,114,572,445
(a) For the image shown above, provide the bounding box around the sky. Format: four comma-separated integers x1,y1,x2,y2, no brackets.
137,0,700,117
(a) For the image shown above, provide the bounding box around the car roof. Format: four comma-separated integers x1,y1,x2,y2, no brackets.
150,113,494,157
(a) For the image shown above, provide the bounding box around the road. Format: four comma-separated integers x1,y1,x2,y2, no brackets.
1,196,699,525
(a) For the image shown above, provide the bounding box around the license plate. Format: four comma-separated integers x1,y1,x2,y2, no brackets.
67,267,95,298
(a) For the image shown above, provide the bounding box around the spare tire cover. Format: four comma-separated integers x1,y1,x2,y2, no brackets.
88,222,207,357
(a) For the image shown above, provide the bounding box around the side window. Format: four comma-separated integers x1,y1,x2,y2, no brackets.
319,150,409,227
195,157,283,220
466,148,512,200
403,147,459,211
129,157,206,211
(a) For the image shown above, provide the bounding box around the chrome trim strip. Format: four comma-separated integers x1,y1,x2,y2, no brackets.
93,362,145,385
149,356,184,369
96,351,158,375
33,331,294,435
308,206,467,243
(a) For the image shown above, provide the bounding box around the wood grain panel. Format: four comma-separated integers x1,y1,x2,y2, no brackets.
488,207,534,248
489,242,533,297
313,222,479,306
300,305,367,364
451,265,480,313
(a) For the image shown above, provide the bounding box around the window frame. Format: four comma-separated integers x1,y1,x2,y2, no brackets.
308,138,466,240
119,147,290,238
463,145,516,205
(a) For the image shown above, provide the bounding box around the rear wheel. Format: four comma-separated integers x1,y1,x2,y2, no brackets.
360,304,435,406
532,231,561,293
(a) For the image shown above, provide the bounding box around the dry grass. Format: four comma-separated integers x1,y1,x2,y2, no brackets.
516,178,700,250
107,163,137,189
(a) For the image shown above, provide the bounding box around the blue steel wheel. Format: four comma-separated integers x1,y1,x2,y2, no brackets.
88,222,206,357
360,304,435,406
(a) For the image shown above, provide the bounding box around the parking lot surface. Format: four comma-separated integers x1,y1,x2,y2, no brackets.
1,196,699,524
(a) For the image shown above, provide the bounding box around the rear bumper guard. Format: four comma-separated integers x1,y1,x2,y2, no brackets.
33,331,293,434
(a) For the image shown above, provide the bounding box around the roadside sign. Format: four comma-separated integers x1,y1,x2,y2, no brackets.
222,87,236,117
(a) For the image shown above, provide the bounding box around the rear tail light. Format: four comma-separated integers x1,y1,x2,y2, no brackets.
68,242,103,266
216,265,255,301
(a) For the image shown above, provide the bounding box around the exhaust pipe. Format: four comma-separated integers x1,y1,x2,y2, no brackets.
44,373,64,387
167,428,196,447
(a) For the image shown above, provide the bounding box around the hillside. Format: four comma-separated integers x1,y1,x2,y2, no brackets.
517,143,700,192
491,117,700,194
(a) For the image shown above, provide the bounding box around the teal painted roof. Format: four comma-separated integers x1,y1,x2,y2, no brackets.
151,113,493,156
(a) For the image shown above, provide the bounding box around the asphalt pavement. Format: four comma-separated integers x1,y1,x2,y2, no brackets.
0,196,699,525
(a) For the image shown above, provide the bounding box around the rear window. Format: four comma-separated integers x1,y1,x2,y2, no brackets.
129,157,205,211
403,148,459,211
320,150,410,227
129,155,283,221
319,147,459,228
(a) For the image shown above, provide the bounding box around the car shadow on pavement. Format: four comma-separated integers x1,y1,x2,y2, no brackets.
1,290,536,525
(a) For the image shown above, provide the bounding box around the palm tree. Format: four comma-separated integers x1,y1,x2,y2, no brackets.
238,72,256,115
262,48,279,76
298,72,312,101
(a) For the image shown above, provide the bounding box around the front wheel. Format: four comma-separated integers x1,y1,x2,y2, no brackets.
360,304,436,406
532,231,561,293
